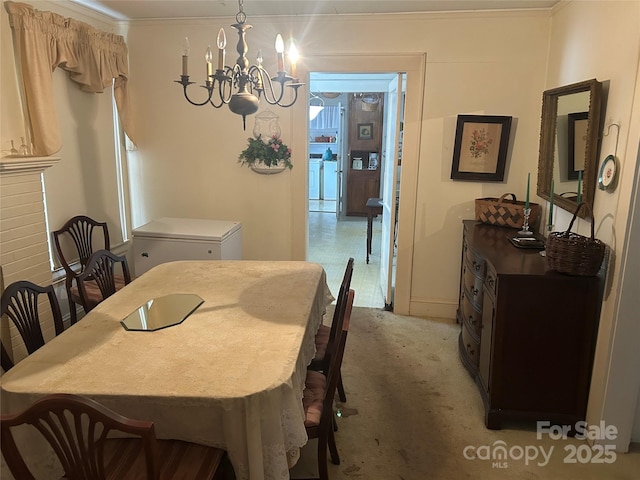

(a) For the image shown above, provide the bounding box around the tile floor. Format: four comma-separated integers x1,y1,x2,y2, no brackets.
308,199,336,213
307,211,385,308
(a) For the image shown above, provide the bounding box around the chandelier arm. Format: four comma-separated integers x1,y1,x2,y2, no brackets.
175,78,217,106
205,70,234,107
229,64,243,91
250,66,287,105
219,73,233,104
208,85,227,108
273,84,302,109
247,65,264,98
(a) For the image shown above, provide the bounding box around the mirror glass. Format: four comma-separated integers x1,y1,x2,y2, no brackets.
121,294,203,331
536,79,603,219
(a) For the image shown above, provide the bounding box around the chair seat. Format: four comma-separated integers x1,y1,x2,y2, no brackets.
70,274,127,306
103,437,226,479
303,370,327,428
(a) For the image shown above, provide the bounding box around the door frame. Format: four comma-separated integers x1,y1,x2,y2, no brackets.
293,53,426,315
379,74,404,309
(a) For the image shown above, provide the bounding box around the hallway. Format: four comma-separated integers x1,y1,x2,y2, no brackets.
307,211,385,308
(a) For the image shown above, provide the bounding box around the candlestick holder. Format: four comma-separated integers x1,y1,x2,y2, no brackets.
518,208,534,236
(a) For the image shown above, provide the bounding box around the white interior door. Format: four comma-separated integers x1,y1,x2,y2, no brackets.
336,105,345,219
379,74,404,308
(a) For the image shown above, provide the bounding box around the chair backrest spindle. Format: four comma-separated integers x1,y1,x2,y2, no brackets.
76,250,131,313
1,394,158,480
0,281,64,356
53,216,110,276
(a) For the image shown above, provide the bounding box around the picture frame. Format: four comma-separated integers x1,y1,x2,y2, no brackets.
567,111,588,180
450,115,512,181
357,123,373,140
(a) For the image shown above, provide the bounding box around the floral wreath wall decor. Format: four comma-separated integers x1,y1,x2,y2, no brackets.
238,134,293,174
450,114,513,181
238,109,293,174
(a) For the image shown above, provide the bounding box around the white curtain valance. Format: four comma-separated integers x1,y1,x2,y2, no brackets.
5,1,136,156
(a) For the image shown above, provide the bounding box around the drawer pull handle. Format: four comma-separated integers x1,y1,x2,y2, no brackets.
471,287,479,297
466,344,475,355
472,260,481,272
141,252,149,257
469,315,476,326
487,277,495,287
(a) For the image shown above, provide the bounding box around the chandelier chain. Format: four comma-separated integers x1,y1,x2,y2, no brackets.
236,0,246,24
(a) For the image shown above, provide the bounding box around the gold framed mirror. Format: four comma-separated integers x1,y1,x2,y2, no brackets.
536,79,603,219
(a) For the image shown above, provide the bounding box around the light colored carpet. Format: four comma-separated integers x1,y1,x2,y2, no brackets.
290,307,640,479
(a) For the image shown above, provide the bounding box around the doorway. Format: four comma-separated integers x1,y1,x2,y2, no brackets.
306,73,404,309
299,53,425,315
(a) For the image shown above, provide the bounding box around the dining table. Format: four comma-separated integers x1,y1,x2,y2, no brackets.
0,260,334,480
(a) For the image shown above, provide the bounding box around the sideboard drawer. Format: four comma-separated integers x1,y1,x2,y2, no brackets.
485,265,498,298
463,260,484,308
461,324,480,368
460,292,482,338
464,242,486,278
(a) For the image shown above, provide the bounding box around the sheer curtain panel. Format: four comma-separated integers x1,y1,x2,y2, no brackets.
310,105,341,130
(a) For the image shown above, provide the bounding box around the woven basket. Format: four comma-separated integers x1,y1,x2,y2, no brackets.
475,193,541,230
546,203,605,276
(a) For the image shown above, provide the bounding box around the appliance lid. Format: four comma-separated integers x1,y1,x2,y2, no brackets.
132,217,241,241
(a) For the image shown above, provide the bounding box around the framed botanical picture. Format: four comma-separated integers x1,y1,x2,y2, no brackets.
567,111,588,180
357,123,373,140
450,115,513,181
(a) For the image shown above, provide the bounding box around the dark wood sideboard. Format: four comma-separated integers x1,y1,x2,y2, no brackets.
457,220,601,430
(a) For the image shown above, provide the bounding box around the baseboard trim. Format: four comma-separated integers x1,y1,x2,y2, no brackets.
409,299,457,320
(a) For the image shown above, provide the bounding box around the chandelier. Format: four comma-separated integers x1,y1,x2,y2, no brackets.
175,0,304,129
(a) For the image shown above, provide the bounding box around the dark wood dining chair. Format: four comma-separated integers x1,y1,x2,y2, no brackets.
1,341,14,372
76,249,132,313
308,257,354,402
0,393,232,480
0,280,64,356
302,288,354,480
52,215,112,324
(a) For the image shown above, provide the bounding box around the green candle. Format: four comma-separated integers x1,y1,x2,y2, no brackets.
525,173,530,210
549,179,554,226
577,170,582,204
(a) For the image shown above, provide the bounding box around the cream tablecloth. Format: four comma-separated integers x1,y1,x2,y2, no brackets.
1,260,334,480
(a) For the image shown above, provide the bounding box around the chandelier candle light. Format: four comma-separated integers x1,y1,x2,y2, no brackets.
176,0,304,129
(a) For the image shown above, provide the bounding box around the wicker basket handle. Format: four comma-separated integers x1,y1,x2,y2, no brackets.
497,193,517,202
566,202,596,240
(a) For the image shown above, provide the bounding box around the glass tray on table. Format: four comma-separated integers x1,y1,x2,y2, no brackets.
121,294,204,331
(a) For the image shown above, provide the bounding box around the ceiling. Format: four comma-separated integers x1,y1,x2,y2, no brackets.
70,0,560,21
